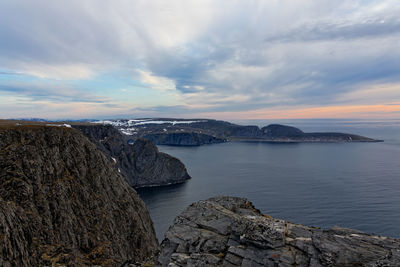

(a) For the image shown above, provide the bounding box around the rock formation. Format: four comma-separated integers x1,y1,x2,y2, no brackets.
261,124,304,138
143,132,226,146
94,119,381,144
72,124,191,188
0,125,158,266
158,196,400,266
260,124,377,142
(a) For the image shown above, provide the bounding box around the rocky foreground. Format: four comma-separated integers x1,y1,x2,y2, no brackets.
159,196,400,266
0,125,158,266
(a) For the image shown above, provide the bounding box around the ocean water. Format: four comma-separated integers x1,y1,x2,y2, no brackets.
137,119,400,241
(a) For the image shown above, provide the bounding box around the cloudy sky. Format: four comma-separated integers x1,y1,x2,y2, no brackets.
1,0,400,120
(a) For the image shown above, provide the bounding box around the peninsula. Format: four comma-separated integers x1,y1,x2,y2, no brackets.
94,118,381,145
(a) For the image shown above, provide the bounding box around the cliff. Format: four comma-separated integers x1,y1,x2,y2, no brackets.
143,132,226,146
72,125,191,188
158,196,400,266
0,125,158,266
258,124,377,142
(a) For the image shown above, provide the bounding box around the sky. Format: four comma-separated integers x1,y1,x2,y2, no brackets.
1,0,400,120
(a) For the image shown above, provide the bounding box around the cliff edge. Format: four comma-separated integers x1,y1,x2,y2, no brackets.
72,124,191,188
0,125,158,266
159,196,400,266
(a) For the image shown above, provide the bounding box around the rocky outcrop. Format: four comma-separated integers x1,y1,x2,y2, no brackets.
259,124,377,142
129,138,191,187
261,124,304,138
143,132,226,146
158,196,400,266
72,125,191,188
0,125,158,266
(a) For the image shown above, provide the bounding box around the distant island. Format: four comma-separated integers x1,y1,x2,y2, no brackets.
93,118,382,145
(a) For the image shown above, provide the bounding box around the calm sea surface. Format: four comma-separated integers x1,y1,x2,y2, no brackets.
137,119,400,241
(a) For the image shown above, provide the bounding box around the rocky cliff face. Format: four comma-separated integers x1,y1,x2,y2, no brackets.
158,196,400,266
129,138,191,187
72,125,191,188
143,132,226,146
260,124,376,142
0,125,158,266
261,124,304,137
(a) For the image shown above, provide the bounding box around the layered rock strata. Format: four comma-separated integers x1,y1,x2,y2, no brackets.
159,196,400,266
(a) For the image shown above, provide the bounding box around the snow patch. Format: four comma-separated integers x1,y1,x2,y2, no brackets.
94,119,207,127
93,120,126,127
120,128,138,136
132,120,206,126
46,123,71,128
128,119,150,126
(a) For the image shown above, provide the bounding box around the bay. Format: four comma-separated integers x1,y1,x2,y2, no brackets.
137,119,400,241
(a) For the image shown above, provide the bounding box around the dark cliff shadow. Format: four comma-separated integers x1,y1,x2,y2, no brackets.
136,182,189,202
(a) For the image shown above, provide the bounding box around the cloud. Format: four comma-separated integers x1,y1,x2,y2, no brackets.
137,70,177,92
265,13,400,43
0,81,109,103
336,82,400,105
137,1,400,112
1,0,400,119
196,104,400,120
19,64,95,80
0,71,23,75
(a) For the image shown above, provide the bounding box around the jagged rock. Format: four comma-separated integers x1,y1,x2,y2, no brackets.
72,124,191,188
0,125,158,266
130,138,191,187
158,196,400,266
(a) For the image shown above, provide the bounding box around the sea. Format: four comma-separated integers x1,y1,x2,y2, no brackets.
137,119,400,241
